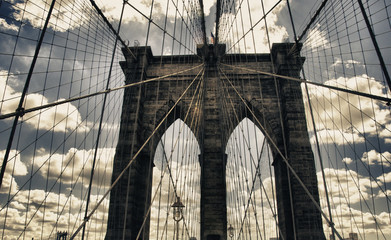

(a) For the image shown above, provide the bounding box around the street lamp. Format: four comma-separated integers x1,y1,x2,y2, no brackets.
172,196,185,240
228,224,234,239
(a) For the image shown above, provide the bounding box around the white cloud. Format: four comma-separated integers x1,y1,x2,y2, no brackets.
0,18,19,31
0,70,87,132
150,127,201,240
305,23,330,50
322,202,391,238
318,168,372,205
342,157,353,165
0,189,110,239
33,147,115,187
341,150,391,167
0,149,28,194
377,172,391,183
318,169,391,237
305,73,391,145
331,58,361,69
12,0,90,32
362,150,391,167
311,128,364,146
220,0,288,53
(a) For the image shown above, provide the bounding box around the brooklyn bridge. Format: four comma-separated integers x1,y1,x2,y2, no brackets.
0,0,390,239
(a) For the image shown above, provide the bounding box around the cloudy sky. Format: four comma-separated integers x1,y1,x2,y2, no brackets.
0,0,390,239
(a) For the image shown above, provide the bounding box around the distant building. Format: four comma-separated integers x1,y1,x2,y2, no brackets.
330,232,358,240
348,233,358,240
341,232,358,240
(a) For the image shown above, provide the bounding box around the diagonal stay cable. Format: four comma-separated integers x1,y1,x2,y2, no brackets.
0,0,57,189
89,0,136,60
69,66,204,239
134,70,204,240
223,0,282,54
220,63,391,104
219,66,345,240
219,71,284,240
0,64,204,120
124,1,202,57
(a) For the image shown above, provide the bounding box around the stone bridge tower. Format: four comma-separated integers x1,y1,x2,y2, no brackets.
105,43,325,240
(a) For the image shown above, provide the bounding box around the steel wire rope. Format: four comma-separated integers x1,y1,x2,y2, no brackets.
259,0,299,237
0,89,109,212
169,87,203,238
219,25,254,240
0,64,203,120
317,130,386,239
219,74,260,239
81,0,126,238
302,8,347,235
219,69,283,240
134,70,204,240
0,7,124,178
302,83,391,203
0,71,120,149
246,0,278,233
81,91,123,238
338,0,379,237
219,63,391,105
219,76,264,240
285,0,337,237
0,0,57,189
1,73,124,238
304,87,389,238
232,4,255,238
223,1,283,54
0,0,35,112
218,0,247,46
350,0,391,224
68,0,101,237
169,0,201,47
357,0,391,91
23,0,66,236
0,0,122,236
224,4,280,235
298,0,391,88
121,0,158,237
68,66,203,239
124,1,201,58
220,83,243,239
220,72,257,240
11,95,110,239
0,0,118,231
154,0,172,236
219,66,345,240
239,0,274,235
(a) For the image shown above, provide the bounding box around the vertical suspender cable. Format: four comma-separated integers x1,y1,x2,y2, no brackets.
356,0,391,92
122,0,156,238
0,0,57,188
259,0,297,238
285,1,336,239
81,0,127,239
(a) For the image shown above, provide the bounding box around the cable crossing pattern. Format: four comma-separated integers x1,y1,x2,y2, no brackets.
0,0,390,239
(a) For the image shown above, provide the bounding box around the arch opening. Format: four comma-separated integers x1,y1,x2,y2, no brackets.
225,118,278,240
150,119,201,240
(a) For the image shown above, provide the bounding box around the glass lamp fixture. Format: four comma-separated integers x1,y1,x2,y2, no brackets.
171,196,185,222
228,224,234,239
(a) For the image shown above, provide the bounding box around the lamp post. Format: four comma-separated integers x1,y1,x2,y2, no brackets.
228,224,234,239
171,196,185,240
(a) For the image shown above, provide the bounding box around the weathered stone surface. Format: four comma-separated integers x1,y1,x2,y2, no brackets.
106,43,325,240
